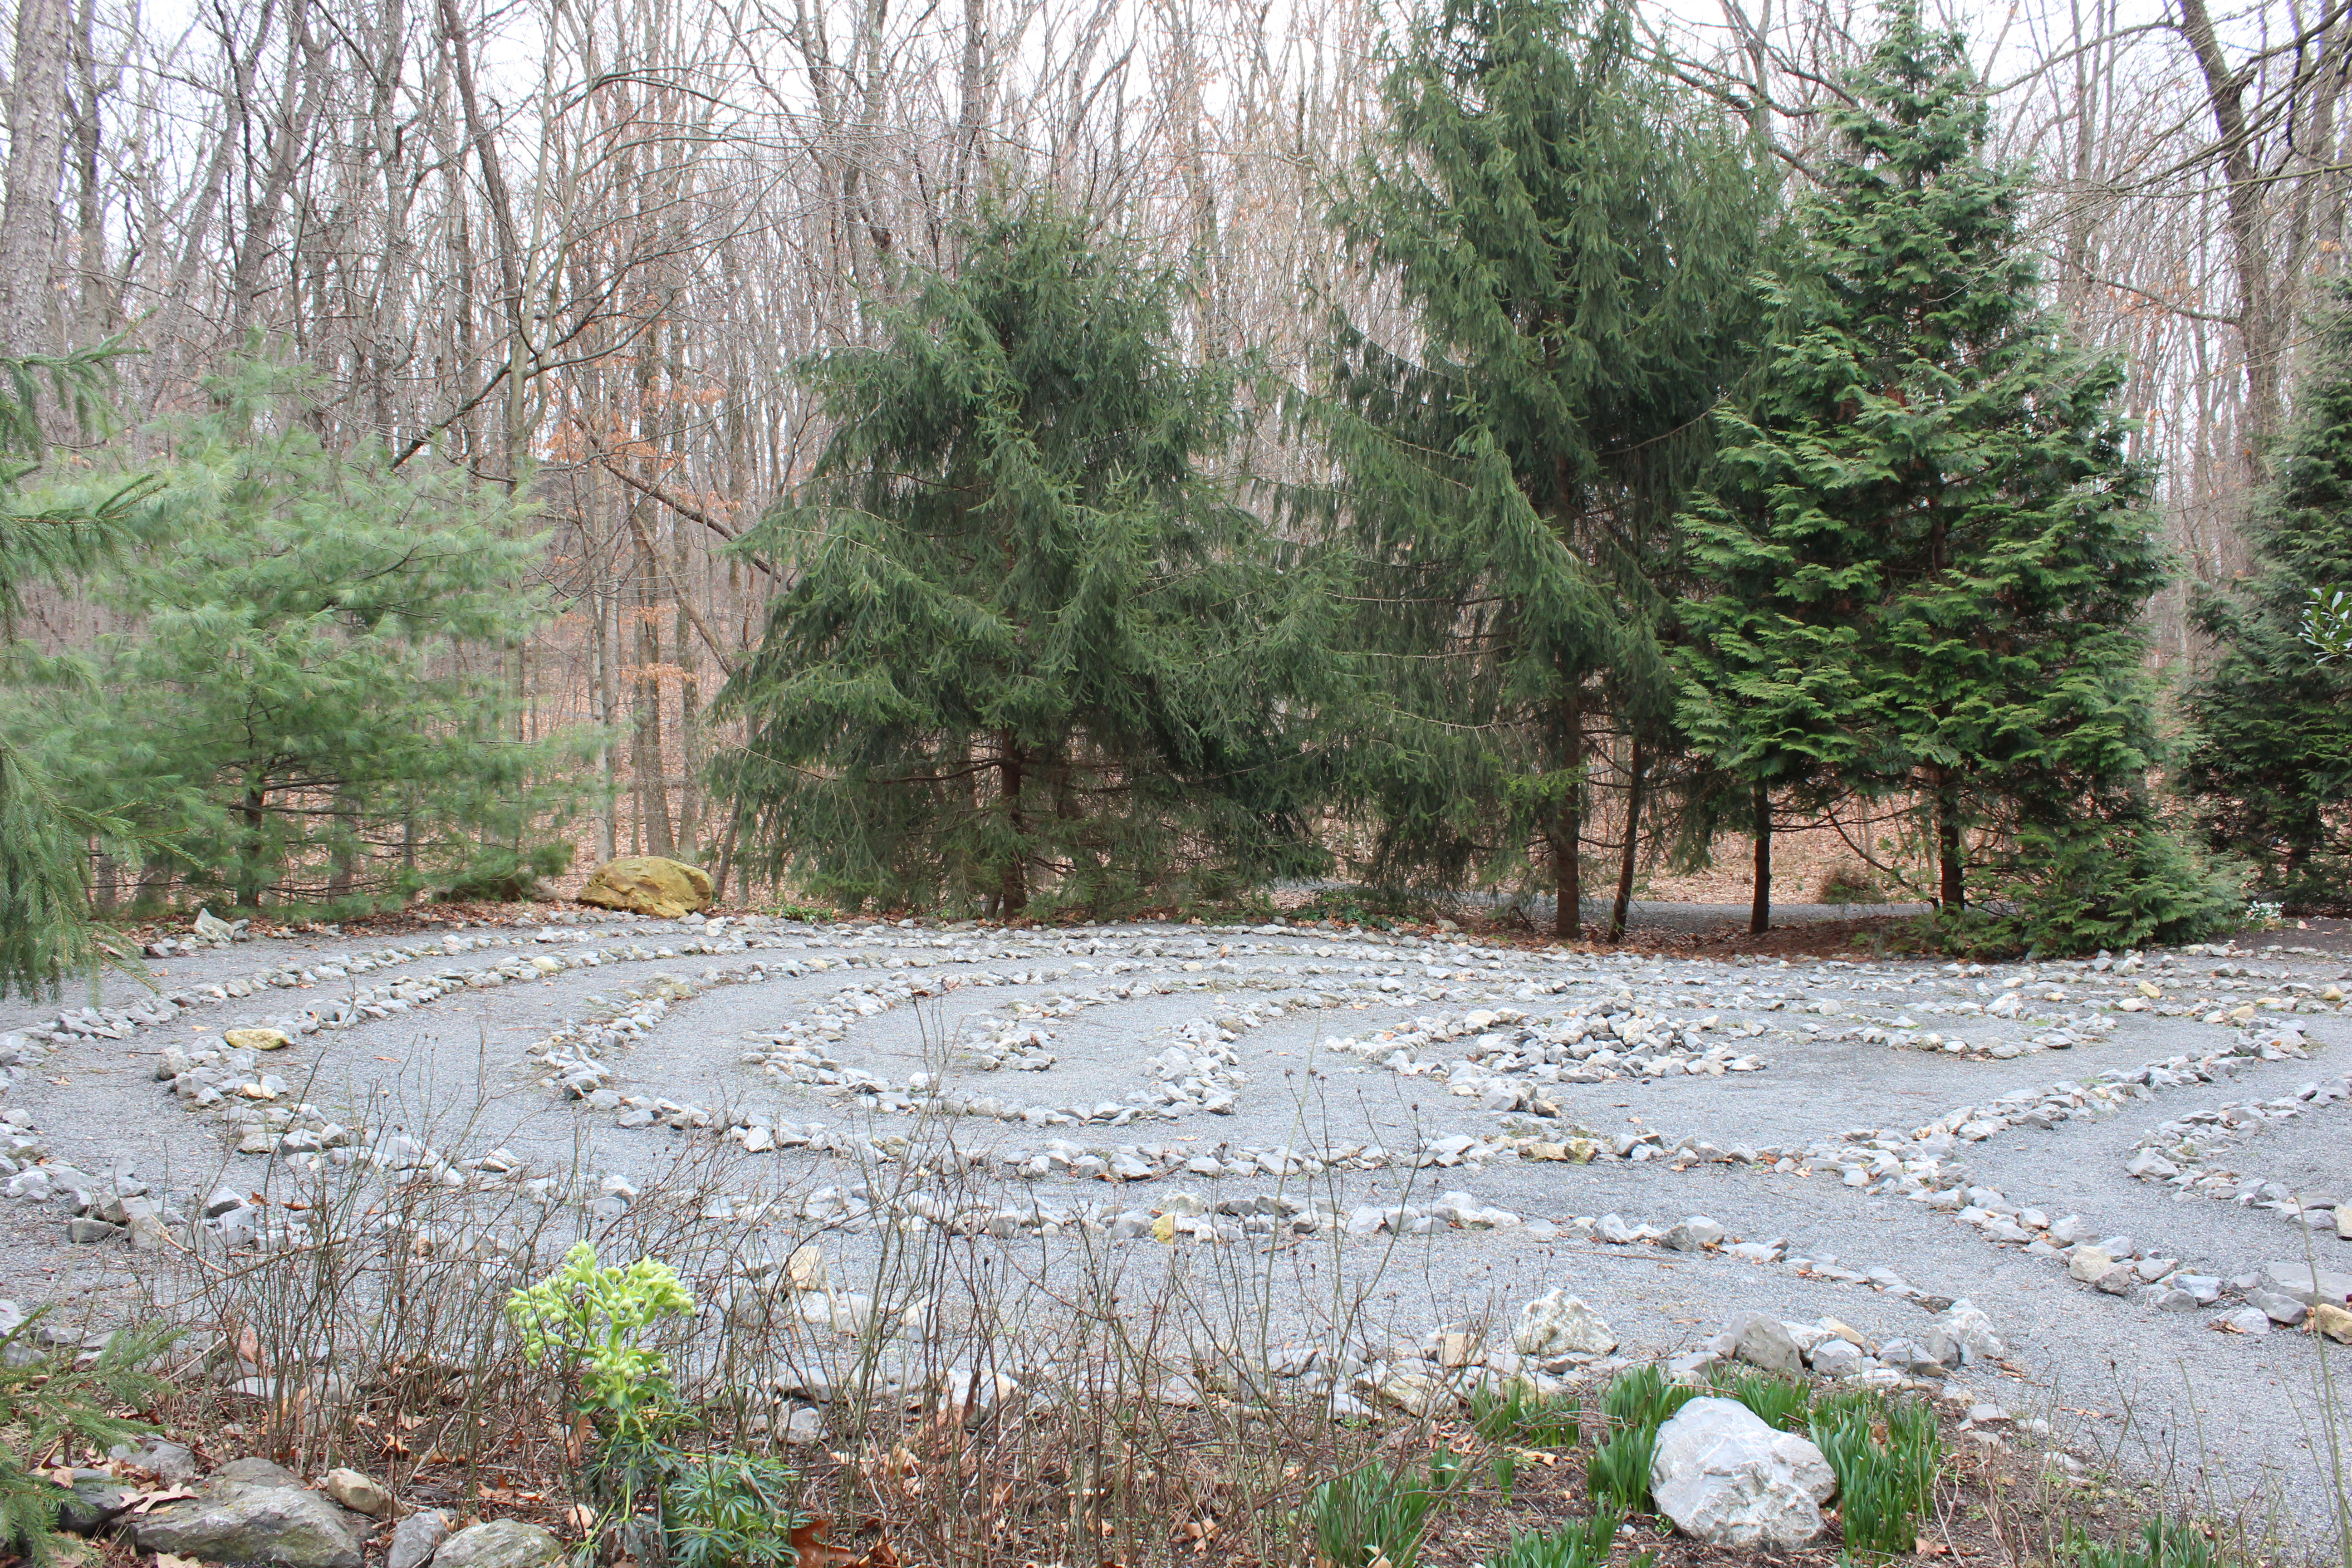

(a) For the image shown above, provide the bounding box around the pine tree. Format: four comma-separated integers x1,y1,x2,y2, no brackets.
2185,284,2352,908
27,361,580,910
710,202,1332,917
1675,1,2232,950
0,347,149,997
1319,0,1772,938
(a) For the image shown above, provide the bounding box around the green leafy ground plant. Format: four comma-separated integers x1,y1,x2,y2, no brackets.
1586,1365,1699,1513
1305,1452,1460,1568
1809,1391,1941,1556
2059,1518,2233,1568
1480,1504,1640,1568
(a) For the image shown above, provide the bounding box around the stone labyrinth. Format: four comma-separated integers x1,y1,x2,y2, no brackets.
1,910,2348,1536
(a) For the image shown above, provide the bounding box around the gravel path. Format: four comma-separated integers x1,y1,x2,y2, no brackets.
1,910,2347,1553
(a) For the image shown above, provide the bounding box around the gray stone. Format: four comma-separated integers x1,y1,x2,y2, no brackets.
1663,1215,1726,1252
2248,1289,2309,1326
1725,1312,1803,1374
2066,1246,2116,1283
117,1439,201,1485
2171,1275,2223,1306
59,1479,133,1534
1649,1396,1834,1550
1934,1301,2006,1363
133,1458,363,1568
431,1520,564,1568
1875,1338,1945,1375
1807,1339,1864,1378
2259,1261,2352,1306
386,1511,450,1568
2215,1307,2272,1336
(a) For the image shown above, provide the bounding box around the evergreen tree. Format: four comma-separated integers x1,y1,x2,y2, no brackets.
0,347,150,996
710,202,1332,916
2185,284,2352,908
1319,0,1772,938
1676,1,2232,950
27,361,580,909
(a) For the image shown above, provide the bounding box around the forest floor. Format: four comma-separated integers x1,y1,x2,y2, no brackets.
1,900,2347,1565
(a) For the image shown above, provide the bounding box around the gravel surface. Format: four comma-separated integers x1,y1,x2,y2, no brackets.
1,909,2347,1553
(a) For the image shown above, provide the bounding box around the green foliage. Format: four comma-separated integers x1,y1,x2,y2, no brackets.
1470,1381,1584,1448
1809,1392,1941,1557
2186,285,2352,910
1480,1505,1628,1568
26,358,588,911
665,1452,806,1568
437,841,575,903
1586,1365,1698,1512
1304,1452,1458,1568
713,199,1333,920
0,1312,177,1567
1318,0,1773,924
510,1243,701,1517
1920,818,2241,957
509,1242,695,1417
0,343,156,1000
2301,588,2352,663
1602,1362,1696,1432
508,1245,810,1561
2058,1517,2233,1568
1713,1367,1809,1431
1584,1429,1653,1515
1676,1,2184,919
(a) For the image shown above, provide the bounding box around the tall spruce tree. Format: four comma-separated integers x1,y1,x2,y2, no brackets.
1321,0,1772,939
710,202,1331,916
1676,2,2231,949
2185,284,2352,908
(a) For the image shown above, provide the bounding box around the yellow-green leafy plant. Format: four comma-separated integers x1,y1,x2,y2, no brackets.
509,1243,697,1508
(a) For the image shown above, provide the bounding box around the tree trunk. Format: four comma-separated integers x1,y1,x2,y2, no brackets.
0,0,73,354
632,507,676,858
590,571,618,864
235,774,270,908
1936,771,1965,909
2175,0,2307,478
1550,689,1583,942
1609,736,1646,942
1749,782,1771,935
998,732,1028,916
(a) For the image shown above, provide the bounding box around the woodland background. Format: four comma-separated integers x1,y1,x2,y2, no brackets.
0,0,2339,921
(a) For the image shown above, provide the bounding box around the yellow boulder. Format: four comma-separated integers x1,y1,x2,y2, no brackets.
2317,1300,2352,1345
224,1028,294,1052
575,856,713,918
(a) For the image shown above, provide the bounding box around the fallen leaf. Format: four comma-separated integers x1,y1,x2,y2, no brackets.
158,1554,206,1568
1916,1539,1952,1556
128,1490,197,1514
790,1518,855,1568
565,1504,598,1535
